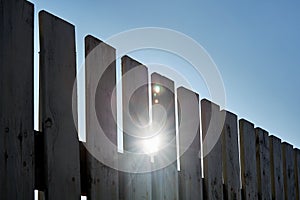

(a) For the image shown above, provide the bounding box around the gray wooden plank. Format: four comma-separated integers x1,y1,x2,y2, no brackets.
282,142,296,200
294,148,300,200
177,87,203,200
85,35,119,199
255,128,271,200
122,55,149,152
120,56,152,200
269,135,284,200
151,73,178,200
222,110,241,200
239,119,258,200
201,99,223,200
0,1,34,199
39,10,81,200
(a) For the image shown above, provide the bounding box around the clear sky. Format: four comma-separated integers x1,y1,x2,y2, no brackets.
29,0,300,149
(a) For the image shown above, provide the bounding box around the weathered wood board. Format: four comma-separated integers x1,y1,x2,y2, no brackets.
119,56,152,200
0,0,34,199
85,35,119,199
177,87,203,200
239,119,258,200
294,148,300,200
39,10,81,200
151,73,178,200
255,128,271,200
222,110,241,200
282,142,296,199
201,99,223,200
269,135,285,200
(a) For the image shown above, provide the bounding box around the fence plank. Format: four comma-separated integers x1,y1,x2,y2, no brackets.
122,55,150,152
151,73,178,200
39,11,81,199
269,135,285,200
34,131,45,191
255,128,271,200
85,35,119,199
282,142,296,199
222,111,241,200
294,148,300,200
120,56,152,200
80,142,87,196
201,99,223,200
0,1,34,199
177,87,203,200
239,119,258,200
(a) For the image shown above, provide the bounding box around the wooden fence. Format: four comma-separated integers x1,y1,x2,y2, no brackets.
1,1,299,199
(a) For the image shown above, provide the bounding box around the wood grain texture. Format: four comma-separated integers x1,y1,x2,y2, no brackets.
201,99,223,200
222,111,241,200
177,87,203,200
282,142,296,200
151,73,178,200
255,128,271,200
269,135,285,200
85,35,119,199
0,1,34,199
120,56,151,200
39,10,81,200
239,119,258,200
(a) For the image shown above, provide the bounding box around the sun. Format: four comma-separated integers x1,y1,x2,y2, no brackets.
142,136,161,155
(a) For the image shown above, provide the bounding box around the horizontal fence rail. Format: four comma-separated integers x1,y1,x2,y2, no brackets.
1,0,300,200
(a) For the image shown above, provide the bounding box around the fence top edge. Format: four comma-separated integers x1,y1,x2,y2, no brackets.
269,134,282,142
177,86,199,97
85,34,116,51
39,10,75,29
255,127,269,134
239,118,255,127
220,109,237,118
200,98,220,110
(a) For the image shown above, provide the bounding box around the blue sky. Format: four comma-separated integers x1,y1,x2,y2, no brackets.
29,0,300,148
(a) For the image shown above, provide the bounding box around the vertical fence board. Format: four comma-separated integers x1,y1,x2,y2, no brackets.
39,11,81,199
120,56,152,200
201,99,223,200
282,142,296,199
269,135,284,200
34,131,45,190
80,142,87,196
151,73,178,200
85,35,119,199
294,148,300,200
122,55,149,152
0,1,34,199
255,128,271,200
222,111,241,200
177,87,203,200
239,119,258,200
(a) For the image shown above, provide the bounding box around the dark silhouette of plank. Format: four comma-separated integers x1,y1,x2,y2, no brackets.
39,11,81,200
0,0,34,199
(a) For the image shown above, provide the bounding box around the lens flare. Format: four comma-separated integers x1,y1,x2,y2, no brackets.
142,136,160,154
153,85,161,94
